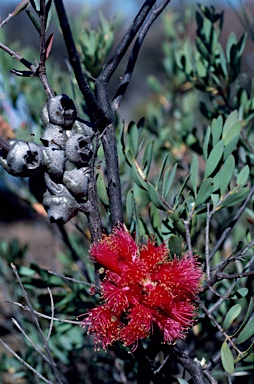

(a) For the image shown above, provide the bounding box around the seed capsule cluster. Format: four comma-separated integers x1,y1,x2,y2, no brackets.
0,94,95,224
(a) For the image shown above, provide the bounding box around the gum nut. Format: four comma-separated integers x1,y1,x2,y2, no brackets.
7,140,43,177
47,94,77,128
65,134,93,165
72,120,95,137
40,104,49,127
43,193,79,223
40,123,67,149
63,168,90,197
42,146,66,178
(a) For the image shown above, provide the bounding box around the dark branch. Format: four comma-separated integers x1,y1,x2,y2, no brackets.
112,0,171,112
53,0,108,123
173,347,207,384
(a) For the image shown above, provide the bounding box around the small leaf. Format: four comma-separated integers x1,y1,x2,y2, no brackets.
223,304,242,331
195,178,214,206
45,0,53,31
190,154,198,196
30,0,40,12
205,140,224,178
148,183,166,210
220,187,249,208
12,0,30,17
156,152,170,186
231,288,248,300
126,189,135,226
237,165,249,186
223,134,240,160
223,121,242,146
212,115,223,146
26,10,41,34
203,126,211,161
45,33,54,59
141,139,154,177
162,163,178,198
177,379,189,384
19,266,36,277
96,173,109,206
219,154,235,195
127,121,139,158
221,342,235,374
131,165,148,190
222,110,238,137
235,318,254,344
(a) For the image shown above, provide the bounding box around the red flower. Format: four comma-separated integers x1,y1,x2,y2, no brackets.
82,225,203,350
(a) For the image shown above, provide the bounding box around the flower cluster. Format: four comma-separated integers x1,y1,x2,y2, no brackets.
81,226,203,350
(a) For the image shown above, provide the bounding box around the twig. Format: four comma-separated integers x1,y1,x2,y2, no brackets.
47,287,54,342
209,185,254,261
0,338,53,384
112,0,171,112
11,318,50,364
7,301,81,324
153,354,169,374
199,301,242,355
205,203,211,279
48,270,92,286
11,264,63,384
53,0,107,123
172,346,207,384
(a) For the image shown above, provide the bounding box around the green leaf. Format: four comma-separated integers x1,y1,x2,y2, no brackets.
223,134,240,160
190,154,198,196
45,0,53,31
126,189,135,226
237,165,249,186
156,152,170,186
220,154,235,195
26,10,41,34
220,187,249,208
235,318,254,344
177,379,189,384
223,304,242,331
12,0,30,16
127,121,139,158
241,353,254,363
205,140,224,178
226,32,237,62
212,115,223,146
203,126,211,161
19,266,36,277
162,163,178,199
96,172,109,206
148,183,166,210
141,139,154,177
231,288,249,300
131,165,148,190
222,110,238,137
221,342,235,374
30,0,40,12
223,121,242,146
195,178,214,206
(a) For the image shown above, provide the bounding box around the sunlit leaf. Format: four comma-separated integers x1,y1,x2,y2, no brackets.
220,187,249,208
